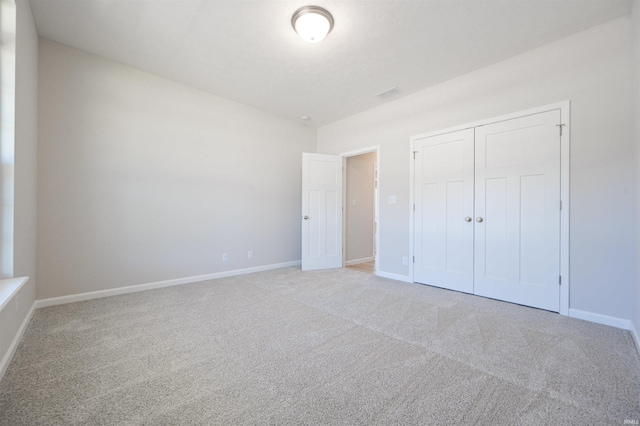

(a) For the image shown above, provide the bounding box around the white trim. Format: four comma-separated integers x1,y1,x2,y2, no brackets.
558,101,571,316
0,276,29,312
409,101,570,316
375,270,412,283
340,145,380,275
410,101,571,141
568,308,633,331
345,257,375,266
409,135,416,282
339,146,379,158
35,261,301,309
0,301,36,382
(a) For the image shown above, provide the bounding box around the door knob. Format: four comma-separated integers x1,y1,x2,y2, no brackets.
476,217,483,223
465,217,472,222
302,215,309,220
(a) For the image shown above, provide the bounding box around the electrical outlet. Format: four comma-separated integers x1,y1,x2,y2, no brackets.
402,256,408,266
222,253,228,262
247,250,253,259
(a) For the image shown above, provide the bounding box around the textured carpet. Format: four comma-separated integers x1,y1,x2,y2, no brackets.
1,267,639,425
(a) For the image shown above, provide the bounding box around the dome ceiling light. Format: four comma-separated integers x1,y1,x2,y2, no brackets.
291,6,334,43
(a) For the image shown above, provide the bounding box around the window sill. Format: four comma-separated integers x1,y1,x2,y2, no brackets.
0,277,29,312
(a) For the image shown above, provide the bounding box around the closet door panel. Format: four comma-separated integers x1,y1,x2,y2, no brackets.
414,129,474,293
474,110,561,312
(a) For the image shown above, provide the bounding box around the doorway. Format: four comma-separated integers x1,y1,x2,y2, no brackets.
343,149,378,275
300,147,379,273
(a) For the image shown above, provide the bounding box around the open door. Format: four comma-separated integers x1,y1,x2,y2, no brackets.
301,153,343,271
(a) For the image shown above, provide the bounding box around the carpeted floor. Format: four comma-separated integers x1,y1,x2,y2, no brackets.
1,267,639,425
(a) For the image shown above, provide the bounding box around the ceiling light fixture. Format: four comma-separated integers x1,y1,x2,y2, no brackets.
292,6,334,43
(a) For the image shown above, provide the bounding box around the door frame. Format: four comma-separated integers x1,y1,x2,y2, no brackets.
340,146,381,274
409,101,570,316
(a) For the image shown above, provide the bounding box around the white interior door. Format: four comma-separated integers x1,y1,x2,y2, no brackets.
474,110,561,311
301,153,343,271
414,129,474,293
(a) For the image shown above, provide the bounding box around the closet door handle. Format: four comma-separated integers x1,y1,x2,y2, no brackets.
465,217,472,222
476,217,484,223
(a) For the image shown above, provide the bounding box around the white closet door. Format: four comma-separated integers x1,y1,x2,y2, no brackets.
474,110,561,311
414,129,474,293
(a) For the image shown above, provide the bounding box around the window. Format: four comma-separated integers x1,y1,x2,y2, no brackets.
0,0,16,278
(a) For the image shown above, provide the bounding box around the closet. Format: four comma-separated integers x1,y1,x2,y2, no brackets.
412,109,562,312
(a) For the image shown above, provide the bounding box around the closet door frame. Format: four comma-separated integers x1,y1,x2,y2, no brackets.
409,101,570,316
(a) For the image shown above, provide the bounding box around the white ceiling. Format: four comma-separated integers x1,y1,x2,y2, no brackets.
29,0,632,126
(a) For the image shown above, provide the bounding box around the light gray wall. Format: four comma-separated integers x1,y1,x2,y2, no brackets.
345,152,376,263
37,39,316,299
1,0,38,375
632,0,640,342
318,17,635,322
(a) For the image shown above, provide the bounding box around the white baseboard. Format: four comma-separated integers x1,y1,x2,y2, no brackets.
345,257,374,266
35,261,301,309
568,308,633,331
0,301,36,382
375,270,412,283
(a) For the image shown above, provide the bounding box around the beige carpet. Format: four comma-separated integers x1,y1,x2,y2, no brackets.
1,267,639,425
